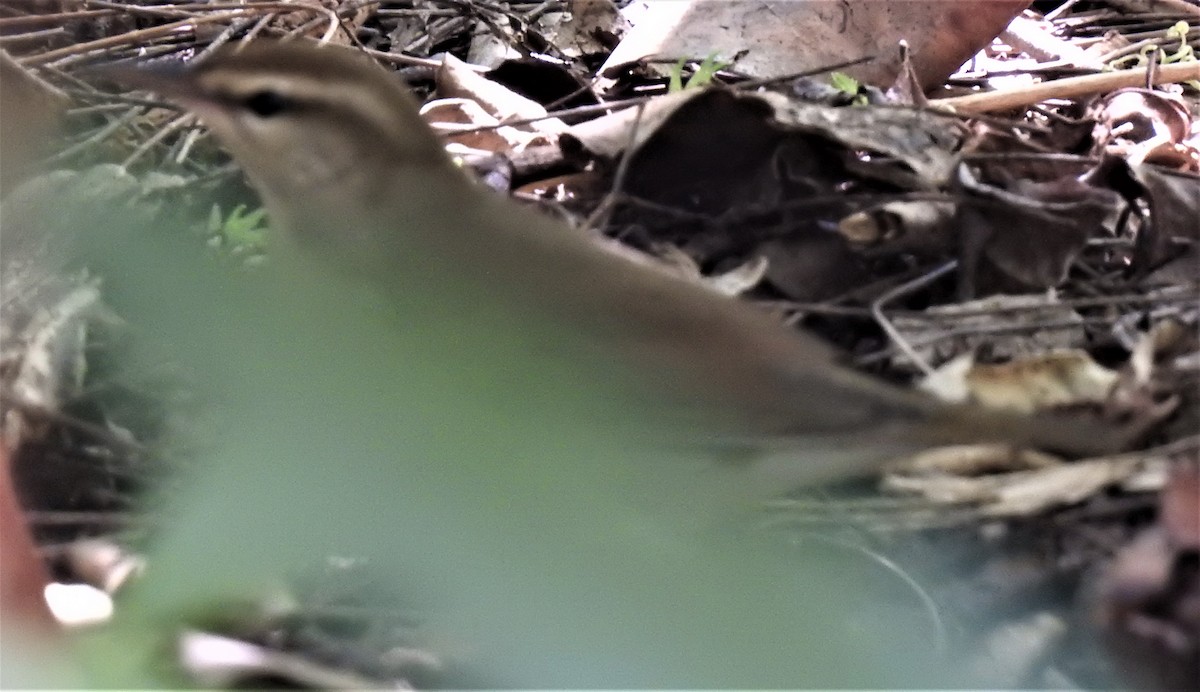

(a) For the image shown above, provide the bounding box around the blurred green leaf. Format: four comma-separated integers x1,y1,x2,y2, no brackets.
829,71,860,95
11,166,1035,688
207,203,268,250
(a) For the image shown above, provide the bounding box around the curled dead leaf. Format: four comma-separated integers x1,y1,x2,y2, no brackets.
920,350,1119,414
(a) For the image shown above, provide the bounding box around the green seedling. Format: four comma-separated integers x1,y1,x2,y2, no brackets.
829,71,869,105
668,53,730,92
1108,21,1199,89
208,203,268,251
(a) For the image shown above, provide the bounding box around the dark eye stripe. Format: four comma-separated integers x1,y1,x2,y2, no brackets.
241,90,290,117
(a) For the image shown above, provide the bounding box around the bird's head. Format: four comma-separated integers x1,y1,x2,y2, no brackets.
99,40,465,265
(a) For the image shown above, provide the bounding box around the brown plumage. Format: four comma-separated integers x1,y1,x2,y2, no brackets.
104,40,1124,497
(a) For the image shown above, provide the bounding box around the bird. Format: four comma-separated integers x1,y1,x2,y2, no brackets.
79,40,1135,688
96,40,1123,501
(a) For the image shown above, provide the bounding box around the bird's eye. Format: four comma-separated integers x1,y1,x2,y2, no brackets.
242,90,289,117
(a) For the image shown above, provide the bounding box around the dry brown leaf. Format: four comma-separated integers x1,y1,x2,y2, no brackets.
920,350,1119,413
600,0,1027,91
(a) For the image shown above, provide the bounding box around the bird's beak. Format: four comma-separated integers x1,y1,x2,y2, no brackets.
88,58,208,106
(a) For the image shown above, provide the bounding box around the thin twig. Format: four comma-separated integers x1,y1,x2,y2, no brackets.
585,101,647,231
871,261,958,376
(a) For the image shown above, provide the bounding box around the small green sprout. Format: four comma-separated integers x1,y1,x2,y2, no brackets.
1108,21,1199,89
668,53,730,92
829,71,869,105
208,203,269,251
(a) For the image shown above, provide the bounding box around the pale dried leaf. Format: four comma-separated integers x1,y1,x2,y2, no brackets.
437,54,568,135
421,98,552,154
985,457,1146,516
920,350,1119,413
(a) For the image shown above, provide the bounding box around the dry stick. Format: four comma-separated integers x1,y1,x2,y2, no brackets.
18,3,343,66
288,0,382,37
925,290,1199,319
855,316,1118,368
0,27,69,46
19,14,245,66
930,61,1200,114
1096,34,1179,64
871,261,959,377
445,94,661,137
286,12,359,46
172,125,205,165
44,107,144,163
543,74,605,111
274,0,354,44
86,0,339,22
246,12,285,44
122,111,195,168
223,1,345,44
780,288,1200,320
0,10,116,29
732,55,877,91
585,101,648,231
194,16,262,62
1118,25,1200,43
357,44,482,70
